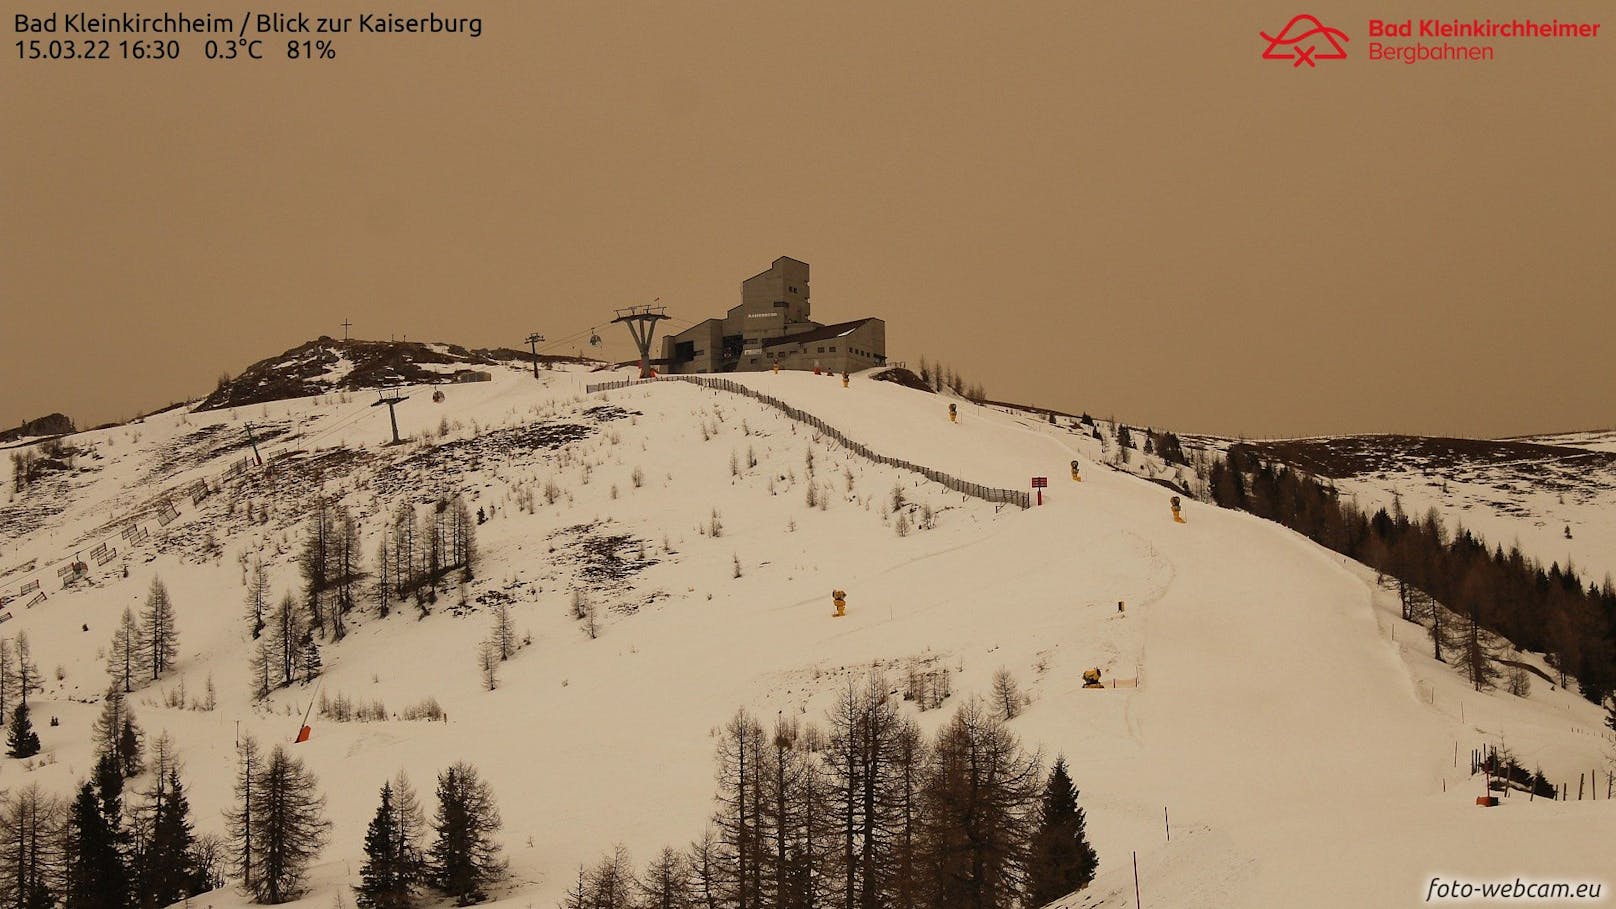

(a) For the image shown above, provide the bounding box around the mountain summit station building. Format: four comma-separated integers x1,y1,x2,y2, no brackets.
659,257,886,375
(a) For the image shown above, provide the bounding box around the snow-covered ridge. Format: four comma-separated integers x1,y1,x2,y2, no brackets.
196,337,595,413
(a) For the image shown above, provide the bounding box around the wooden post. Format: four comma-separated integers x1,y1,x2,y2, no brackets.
1164,806,1170,842
1133,851,1142,909
1578,774,1584,800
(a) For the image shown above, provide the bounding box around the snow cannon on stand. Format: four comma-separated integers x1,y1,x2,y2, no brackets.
1070,460,1081,482
948,403,957,423
1082,667,1104,689
295,688,318,743
1170,496,1185,524
832,589,847,618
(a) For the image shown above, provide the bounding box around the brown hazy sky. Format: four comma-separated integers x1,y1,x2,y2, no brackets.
4,1,1612,438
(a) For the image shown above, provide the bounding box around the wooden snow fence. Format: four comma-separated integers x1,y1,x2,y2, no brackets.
585,375,1031,510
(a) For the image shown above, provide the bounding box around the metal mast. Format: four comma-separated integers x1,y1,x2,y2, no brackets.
611,304,670,379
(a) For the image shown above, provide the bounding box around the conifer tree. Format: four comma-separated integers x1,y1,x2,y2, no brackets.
390,770,427,890
639,846,694,909
116,717,144,779
375,538,392,619
560,865,588,909
63,781,128,909
141,767,204,908
490,603,515,661
425,505,447,592
714,710,764,909
300,634,323,682
478,640,498,692
687,828,723,909
223,735,262,892
917,699,1041,909
1026,758,1098,905
91,752,124,831
245,744,331,904
586,845,635,909
0,784,61,909
330,506,361,641
140,579,179,680
825,674,906,909
428,761,505,905
761,714,800,909
0,639,12,722
245,561,270,640
889,718,926,909
12,632,41,707
451,497,477,580
249,639,274,701
299,502,332,638
357,782,416,909
106,608,144,693
268,593,302,688
92,687,139,774
391,503,419,604
6,703,40,758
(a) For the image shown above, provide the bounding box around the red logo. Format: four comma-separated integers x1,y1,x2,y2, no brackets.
1261,14,1350,67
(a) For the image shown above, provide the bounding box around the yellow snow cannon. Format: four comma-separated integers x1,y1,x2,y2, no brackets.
1082,667,1104,689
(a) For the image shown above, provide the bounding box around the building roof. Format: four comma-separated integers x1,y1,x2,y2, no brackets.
744,255,810,284
761,318,880,349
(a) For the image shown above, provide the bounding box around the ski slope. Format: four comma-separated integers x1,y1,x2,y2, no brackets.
0,362,1610,908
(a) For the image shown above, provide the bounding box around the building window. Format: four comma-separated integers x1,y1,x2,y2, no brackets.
817,346,824,353
828,346,836,352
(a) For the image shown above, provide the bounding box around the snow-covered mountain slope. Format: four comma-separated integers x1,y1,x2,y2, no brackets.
1520,430,1616,454
1215,434,1616,584
1,363,1610,908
